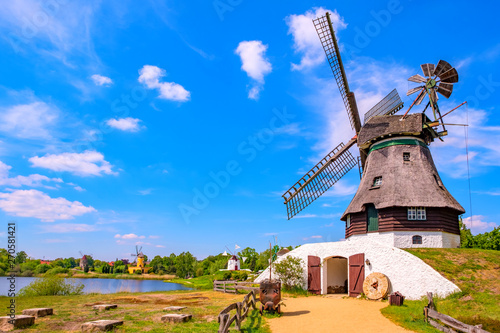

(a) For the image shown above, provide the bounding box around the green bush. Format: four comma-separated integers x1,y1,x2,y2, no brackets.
20,270,33,277
18,276,84,296
231,271,241,280
273,256,305,289
134,269,142,275
196,267,204,277
45,267,68,275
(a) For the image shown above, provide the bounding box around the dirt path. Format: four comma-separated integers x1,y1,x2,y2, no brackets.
267,295,413,333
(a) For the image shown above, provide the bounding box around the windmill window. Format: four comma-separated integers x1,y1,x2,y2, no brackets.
408,207,426,220
346,214,351,228
412,235,423,244
372,176,382,187
403,152,410,161
434,174,444,188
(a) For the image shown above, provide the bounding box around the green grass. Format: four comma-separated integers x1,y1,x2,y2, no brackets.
166,275,215,290
0,290,270,332
381,248,500,333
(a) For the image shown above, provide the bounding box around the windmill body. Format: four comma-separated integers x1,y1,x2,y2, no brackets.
227,255,240,271
341,113,464,248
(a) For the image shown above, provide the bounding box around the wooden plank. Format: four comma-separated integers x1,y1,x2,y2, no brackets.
428,309,490,333
428,318,457,333
219,303,238,315
235,286,260,291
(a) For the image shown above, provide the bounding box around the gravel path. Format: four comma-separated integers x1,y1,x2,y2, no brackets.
267,295,414,333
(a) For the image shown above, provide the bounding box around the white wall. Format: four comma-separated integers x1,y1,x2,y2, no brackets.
348,231,460,249
255,237,460,300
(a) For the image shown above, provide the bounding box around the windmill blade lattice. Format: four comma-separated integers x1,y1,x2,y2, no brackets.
282,139,357,219
313,14,361,133
364,89,404,123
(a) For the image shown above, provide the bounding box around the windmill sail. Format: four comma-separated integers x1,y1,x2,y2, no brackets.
313,13,361,133
364,89,404,123
282,139,357,219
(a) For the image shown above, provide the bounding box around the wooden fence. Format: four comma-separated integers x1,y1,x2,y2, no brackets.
424,292,490,333
213,280,260,294
217,289,259,333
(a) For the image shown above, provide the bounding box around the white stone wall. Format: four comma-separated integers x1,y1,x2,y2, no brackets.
255,238,460,300
348,231,460,249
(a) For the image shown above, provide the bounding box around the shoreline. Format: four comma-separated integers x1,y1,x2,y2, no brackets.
3,273,177,281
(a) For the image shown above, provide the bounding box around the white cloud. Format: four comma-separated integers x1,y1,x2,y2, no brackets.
29,150,117,177
91,74,113,86
303,235,323,241
138,189,152,195
0,1,100,66
106,117,142,132
462,215,498,235
431,107,500,178
286,8,346,71
41,223,97,233
0,161,62,188
0,101,58,140
138,65,190,102
149,235,160,239
155,245,165,248
0,189,95,222
235,41,272,83
235,40,272,100
115,233,146,240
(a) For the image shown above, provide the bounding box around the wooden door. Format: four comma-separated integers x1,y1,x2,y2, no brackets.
367,204,379,231
307,255,321,294
349,253,365,297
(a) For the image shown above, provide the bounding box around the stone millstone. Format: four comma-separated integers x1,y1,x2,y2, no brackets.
0,315,35,331
163,306,187,311
363,272,389,300
161,313,192,323
81,319,123,332
92,304,118,311
22,308,53,317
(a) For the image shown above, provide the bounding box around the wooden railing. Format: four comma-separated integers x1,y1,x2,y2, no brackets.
424,292,490,333
213,280,260,294
217,290,259,333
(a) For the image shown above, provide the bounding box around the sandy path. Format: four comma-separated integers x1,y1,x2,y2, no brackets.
267,295,413,333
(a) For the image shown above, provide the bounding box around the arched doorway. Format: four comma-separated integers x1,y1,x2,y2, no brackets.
322,256,348,294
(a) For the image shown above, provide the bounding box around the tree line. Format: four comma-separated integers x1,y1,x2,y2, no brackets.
0,246,293,278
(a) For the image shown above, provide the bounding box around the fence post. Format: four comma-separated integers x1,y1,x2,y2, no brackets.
235,302,242,330
251,290,257,309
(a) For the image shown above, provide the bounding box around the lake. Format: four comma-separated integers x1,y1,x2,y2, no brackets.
0,277,192,296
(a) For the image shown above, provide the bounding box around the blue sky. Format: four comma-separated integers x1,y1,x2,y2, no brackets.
0,0,498,261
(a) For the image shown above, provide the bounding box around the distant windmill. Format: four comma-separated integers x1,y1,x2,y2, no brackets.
281,12,465,248
128,245,150,274
223,244,241,271
131,245,143,262
79,251,89,269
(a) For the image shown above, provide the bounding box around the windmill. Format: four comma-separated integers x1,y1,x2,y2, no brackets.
282,12,465,248
131,245,143,263
223,244,241,270
79,251,91,269
128,245,150,274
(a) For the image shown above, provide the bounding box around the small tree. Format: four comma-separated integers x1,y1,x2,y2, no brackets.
273,256,305,290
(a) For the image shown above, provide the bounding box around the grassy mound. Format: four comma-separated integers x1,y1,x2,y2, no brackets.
382,248,500,333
